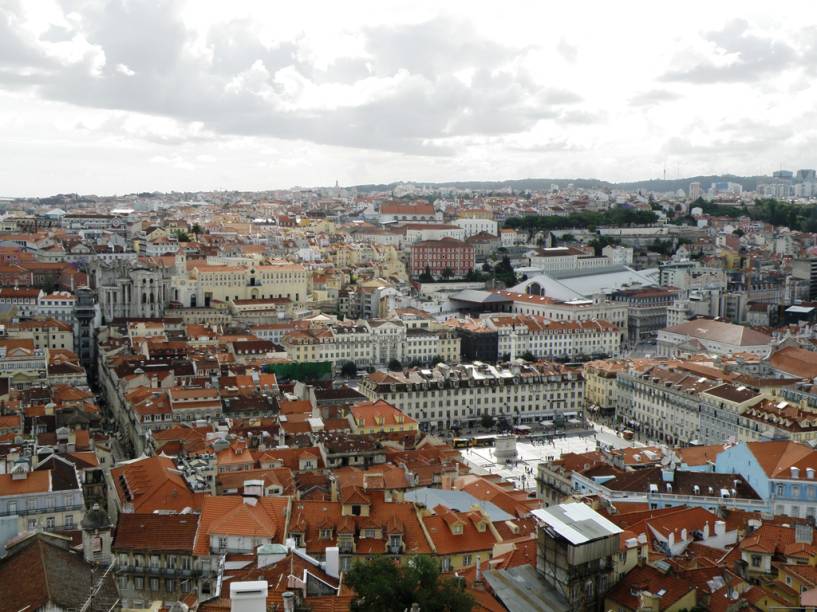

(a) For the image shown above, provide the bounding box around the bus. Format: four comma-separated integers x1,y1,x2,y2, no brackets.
452,438,470,449
472,435,496,448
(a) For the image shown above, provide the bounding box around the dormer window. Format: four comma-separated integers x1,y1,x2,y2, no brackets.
320,528,333,539
452,524,463,535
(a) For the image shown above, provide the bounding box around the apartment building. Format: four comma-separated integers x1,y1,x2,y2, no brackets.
358,360,583,430
5,318,74,351
657,318,772,357
113,513,200,609
583,360,628,415
484,314,621,360
0,287,42,318
612,287,679,344
616,363,724,446
716,441,817,519
0,455,85,537
282,319,460,371
409,238,475,279
172,257,309,307
494,291,629,337
452,217,498,238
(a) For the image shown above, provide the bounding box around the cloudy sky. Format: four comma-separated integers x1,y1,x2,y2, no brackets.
2,0,817,196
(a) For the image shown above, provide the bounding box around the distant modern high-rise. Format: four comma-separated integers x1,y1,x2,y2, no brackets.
797,169,817,181
689,181,702,200
773,169,794,180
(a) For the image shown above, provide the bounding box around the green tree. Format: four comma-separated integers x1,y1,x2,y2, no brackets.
589,236,621,257
732,228,745,237
174,229,190,242
441,266,454,280
387,358,403,371
493,255,517,287
519,351,537,361
480,413,495,429
191,223,204,237
340,361,357,378
419,265,434,283
346,556,474,612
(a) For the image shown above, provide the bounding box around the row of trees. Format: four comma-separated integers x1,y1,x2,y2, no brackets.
504,208,658,236
679,198,817,233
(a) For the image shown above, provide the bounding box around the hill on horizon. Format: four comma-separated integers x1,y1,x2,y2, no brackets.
352,174,774,194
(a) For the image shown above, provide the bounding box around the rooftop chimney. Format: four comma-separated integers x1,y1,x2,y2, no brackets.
324,546,340,579
230,581,268,612
282,592,295,612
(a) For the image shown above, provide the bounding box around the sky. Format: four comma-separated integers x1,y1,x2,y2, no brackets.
2,0,817,196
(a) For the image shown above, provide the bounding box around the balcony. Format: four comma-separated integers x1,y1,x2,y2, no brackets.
3,504,83,517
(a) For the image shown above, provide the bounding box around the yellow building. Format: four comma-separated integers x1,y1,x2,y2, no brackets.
584,361,622,408
350,399,419,434
172,259,310,307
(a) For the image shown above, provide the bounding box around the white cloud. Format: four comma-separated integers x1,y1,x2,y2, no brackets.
1,0,817,195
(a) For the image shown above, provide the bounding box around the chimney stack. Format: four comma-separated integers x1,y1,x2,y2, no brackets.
324,546,340,579
230,581,268,612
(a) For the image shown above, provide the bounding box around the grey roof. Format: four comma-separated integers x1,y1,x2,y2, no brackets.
532,502,622,545
450,289,513,304
512,266,658,300
483,565,569,612
403,487,514,522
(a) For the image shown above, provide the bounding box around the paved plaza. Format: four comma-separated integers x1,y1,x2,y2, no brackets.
460,423,644,492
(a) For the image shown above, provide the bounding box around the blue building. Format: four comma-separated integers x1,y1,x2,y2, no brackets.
715,440,817,519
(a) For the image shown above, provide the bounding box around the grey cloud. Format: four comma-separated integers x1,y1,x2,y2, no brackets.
364,17,514,76
558,109,604,124
662,19,797,83
557,39,578,63
0,2,583,155
509,139,583,153
629,89,682,106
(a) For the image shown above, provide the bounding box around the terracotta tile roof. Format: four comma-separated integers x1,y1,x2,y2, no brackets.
288,495,432,556
738,524,796,555
605,565,695,611
674,443,731,467
256,446,325,471
746,440,817,478
217,467,295,495
110,455,202,514
0,470,50,495
277,399,312,415
350,399,416,429
458,477,542,517
665,318,771,346
768,346,817,379
422,506,499,556
779,563,817,587
0,533,118,612
193,495,289,555
113,513,198,552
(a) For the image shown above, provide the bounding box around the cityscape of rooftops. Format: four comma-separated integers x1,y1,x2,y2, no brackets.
4,2,817,611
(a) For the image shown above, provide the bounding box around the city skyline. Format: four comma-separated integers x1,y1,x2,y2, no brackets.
4,1,817,196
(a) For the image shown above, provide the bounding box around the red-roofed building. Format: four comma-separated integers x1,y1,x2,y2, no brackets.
109,455,202,521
